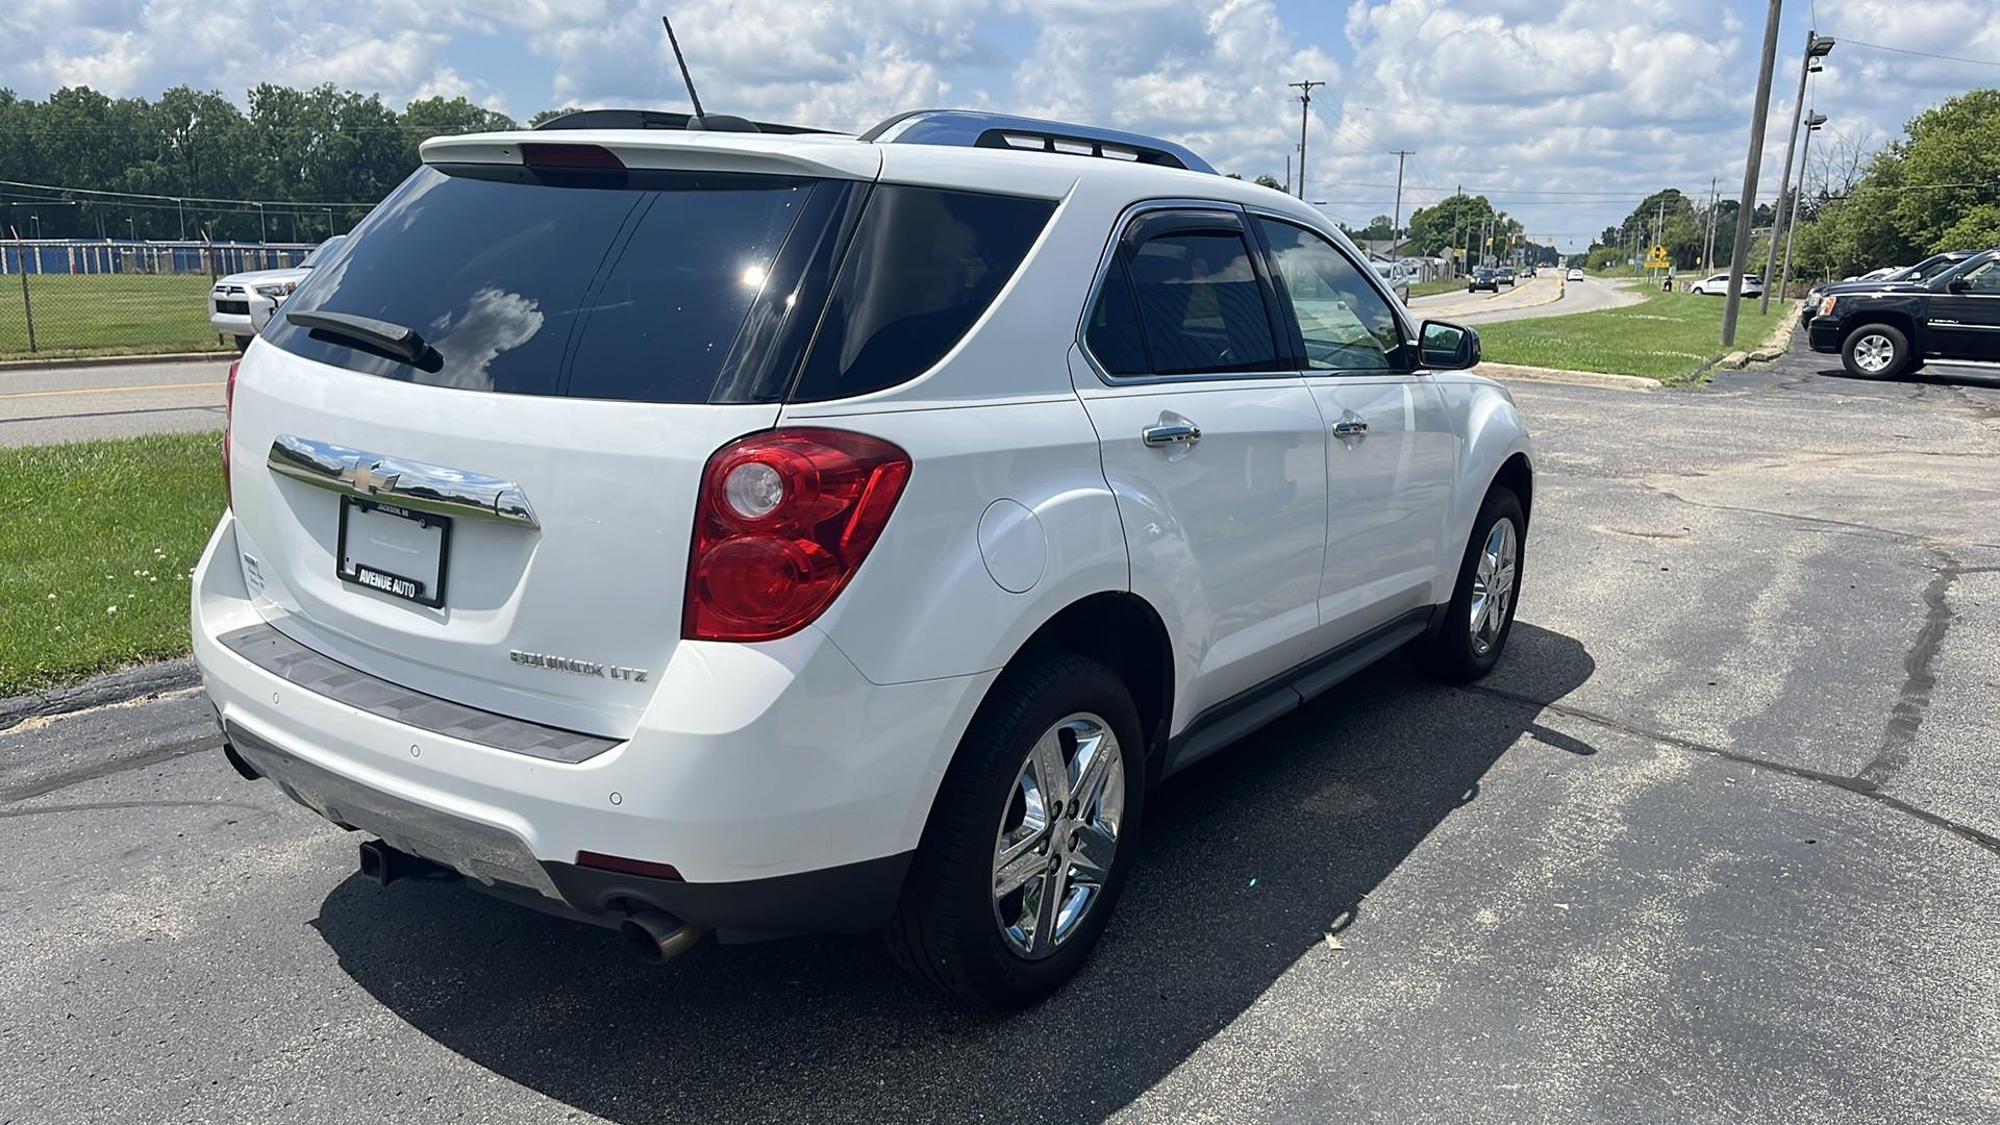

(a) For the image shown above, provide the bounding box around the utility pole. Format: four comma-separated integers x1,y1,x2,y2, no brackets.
1450,184,1463,278
1762,30,1833,312
1284,153,1291,196
1723,0,1784,347
1389,150,1414,260
1289,80,1325,201
1704,177,1718,270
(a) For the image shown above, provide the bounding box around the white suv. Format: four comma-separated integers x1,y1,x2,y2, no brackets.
207,236,345,349
193,109,1532,1008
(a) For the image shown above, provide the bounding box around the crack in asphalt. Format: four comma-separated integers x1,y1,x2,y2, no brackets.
1464,684,2000,857
1632,481,2000,551
1856,552,1959,788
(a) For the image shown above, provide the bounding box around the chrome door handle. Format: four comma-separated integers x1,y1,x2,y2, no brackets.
1142,421,1201,447
1331,418,1369,438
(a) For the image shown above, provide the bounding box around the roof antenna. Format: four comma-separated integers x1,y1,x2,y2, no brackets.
660,14,757,131
661,14,707,123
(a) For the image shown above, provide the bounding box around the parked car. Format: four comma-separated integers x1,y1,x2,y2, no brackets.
208,236,346,350
1371,260,1411,303
1468,267,1500,292
1809,248,2000,378
1565,267,1585,282
194,108,1532,1008
1806,249,1983,308
1688,272,1764,297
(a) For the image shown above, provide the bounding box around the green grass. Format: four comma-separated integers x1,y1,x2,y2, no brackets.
1476,287,1791,383
1406,278,1463,300
0,433,226,695
0,273,232,360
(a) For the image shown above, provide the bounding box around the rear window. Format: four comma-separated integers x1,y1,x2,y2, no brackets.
266,166,838,404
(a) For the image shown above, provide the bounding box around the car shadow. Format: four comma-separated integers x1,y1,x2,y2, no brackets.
312,622,1595,1123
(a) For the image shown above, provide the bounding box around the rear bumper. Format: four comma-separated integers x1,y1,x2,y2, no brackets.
192,514,991,934
1807,318,1844,353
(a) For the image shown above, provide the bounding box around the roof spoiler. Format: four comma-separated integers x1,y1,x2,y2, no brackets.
859,110,1214,174
532,109,837,136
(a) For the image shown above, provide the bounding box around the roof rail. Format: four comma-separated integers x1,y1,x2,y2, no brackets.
531,108,836,136
858,110,1214,174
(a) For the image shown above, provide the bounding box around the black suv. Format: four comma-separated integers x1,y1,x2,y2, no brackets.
1468,267,1499,292
1808,249,2000,377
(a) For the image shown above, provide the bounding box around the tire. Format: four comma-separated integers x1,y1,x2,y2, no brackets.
1841,323,1909,379
1424,487,1526,684
232,335,252,352
885,652,1145,1009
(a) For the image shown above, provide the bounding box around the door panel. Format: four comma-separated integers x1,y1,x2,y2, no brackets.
1307,375,1457,641
1075,370,1329,718
1925,262,2000,361
1249,214,1459,648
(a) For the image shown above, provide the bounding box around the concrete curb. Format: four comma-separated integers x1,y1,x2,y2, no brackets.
1472,361,1663,391
1714,302,1805,370
0,659,199,733
0,351,231,373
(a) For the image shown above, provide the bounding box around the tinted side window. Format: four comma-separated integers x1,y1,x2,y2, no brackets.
1255,218,1406,372
1124,231,1279,376
1085,259,1149,375
790,185,1056,401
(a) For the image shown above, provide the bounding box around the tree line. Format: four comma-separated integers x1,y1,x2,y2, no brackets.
1575,88,1999,279
0,84,541,242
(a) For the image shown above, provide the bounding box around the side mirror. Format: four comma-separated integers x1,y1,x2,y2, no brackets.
1419,319,1480,370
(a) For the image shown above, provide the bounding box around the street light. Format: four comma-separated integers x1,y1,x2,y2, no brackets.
1762,31,1834,313
1776,112,1828,305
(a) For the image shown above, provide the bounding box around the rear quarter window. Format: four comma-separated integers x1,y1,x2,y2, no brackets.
787,185,1056,402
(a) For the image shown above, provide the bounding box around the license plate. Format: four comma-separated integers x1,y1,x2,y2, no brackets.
337,497,451,608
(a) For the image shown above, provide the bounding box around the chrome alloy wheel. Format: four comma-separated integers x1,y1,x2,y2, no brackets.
1469,518,1519,657
991,712,1126,960
1852,333,1896,374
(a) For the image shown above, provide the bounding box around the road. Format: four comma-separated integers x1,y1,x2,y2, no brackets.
2,347,1998,1124
0,357,229,447
1408,272,1644,325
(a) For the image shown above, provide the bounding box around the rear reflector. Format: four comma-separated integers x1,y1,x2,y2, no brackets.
576,851,684,881
520,143,625,171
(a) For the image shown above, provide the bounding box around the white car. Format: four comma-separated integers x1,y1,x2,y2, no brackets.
208,236,345,349
1688,272,1764,297
1370,260,1411,303
1566,268,1584,282
193,110,1533,1007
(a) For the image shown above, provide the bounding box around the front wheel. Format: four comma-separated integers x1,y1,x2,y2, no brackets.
885,653,1144,1008
232,335,252,352
1423,487,1525,683
1842,323,1909,379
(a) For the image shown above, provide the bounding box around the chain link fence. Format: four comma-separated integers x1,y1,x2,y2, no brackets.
1,239,318,360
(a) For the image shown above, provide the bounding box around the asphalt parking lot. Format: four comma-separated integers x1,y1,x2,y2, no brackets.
3,343,1996,1124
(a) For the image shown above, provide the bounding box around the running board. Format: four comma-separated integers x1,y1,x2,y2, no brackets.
1162,609,1433,777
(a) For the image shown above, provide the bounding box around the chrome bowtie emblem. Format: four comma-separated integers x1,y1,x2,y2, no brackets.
344,460,401,495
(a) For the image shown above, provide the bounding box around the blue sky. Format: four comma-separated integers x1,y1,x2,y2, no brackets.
5,1,1997,250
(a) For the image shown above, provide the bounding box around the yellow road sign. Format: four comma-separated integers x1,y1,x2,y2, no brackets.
1644,244,1672,269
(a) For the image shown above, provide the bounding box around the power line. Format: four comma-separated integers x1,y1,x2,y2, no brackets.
1838,37,2000,69
0,176,379,208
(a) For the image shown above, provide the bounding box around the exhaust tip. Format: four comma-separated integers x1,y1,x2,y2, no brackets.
621,909,704,963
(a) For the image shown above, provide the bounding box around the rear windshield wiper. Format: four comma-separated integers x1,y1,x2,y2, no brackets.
286,310,429,365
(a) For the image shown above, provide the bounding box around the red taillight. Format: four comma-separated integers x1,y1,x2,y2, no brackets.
576,851,684,882
685,428,912,642
222,359,240,508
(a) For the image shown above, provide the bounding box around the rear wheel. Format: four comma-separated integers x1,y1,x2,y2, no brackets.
1842,324,1909,379
1424,487,1525,683
885,653,1143,1008
232,335,252,352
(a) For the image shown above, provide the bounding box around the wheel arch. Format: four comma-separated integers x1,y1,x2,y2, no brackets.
1491,450,1534,527
1844,311,1917,347
1008,591,1177,784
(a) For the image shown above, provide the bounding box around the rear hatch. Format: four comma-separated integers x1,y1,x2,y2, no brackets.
225,138,876,737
